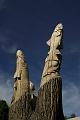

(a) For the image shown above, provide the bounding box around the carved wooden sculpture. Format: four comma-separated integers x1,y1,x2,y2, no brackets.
12,50,29,103
41,23,63,87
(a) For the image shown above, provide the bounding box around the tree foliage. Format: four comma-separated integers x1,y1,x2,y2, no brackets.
64,113,77,119
70,113,76,118
0,100,9,120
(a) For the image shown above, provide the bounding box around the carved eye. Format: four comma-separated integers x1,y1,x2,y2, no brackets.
18,77,21,80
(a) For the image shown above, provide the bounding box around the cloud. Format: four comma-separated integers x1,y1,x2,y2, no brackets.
1,44,18,54
0,32,18,54
0,0,6,10
62,82,80,116
0,71,13,105
0,80,13,104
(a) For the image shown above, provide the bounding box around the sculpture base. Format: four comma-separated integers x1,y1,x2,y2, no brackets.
30,77,64,120
9,93,34,120
9,77,64,120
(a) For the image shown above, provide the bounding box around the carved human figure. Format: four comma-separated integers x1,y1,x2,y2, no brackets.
47,23,63,53
12,50,29,103
14,50,25,79
41,23,63,86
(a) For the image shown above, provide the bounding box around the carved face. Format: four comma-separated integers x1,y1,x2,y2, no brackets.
55,23,63,31
46,23,63,47
53,23,63,36
16,50,23,58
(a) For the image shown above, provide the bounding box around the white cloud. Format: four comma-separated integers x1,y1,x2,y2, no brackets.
0,71,13,105
1,44,17,54
0,80,13,104
62,82,80,116
0,33,18,54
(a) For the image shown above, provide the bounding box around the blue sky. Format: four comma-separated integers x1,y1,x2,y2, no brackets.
0,0,80,117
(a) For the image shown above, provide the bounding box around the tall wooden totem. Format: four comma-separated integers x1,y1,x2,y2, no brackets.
39,23,64,120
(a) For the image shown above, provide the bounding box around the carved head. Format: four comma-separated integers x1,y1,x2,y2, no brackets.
55,23,63,30
54,23,63,35
16,50,25,59
46,23,63,47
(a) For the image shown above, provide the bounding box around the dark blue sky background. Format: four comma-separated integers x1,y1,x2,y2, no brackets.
0,0,80,116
